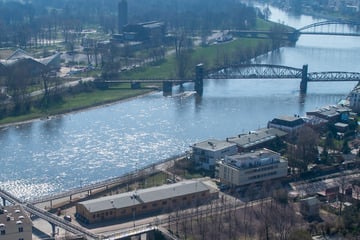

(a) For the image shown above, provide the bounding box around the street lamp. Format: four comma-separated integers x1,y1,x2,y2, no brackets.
132,190,137,228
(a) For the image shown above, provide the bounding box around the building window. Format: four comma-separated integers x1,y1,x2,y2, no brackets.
162,201,167,205
19,238,24,240
18,227,23,232
1,230,5,235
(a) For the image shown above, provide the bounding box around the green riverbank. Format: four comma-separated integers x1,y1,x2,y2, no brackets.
0,19,286,127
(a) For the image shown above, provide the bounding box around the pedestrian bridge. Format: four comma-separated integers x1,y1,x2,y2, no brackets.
0,188,98,239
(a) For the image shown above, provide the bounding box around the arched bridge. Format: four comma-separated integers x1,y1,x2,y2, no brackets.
297,20,360,37
232,20,360,41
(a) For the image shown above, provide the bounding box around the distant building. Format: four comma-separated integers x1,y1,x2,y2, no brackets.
349,85,360,112
226,128,287,152
306,105,351,123
0,49,61,78
75,180,218,224
0,205,33,240
191,139,238,171
268,116,305,133
118,0,128,33
218,148,288,187
122,21,166,45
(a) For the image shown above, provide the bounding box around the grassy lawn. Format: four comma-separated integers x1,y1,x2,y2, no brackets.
0,87,152,125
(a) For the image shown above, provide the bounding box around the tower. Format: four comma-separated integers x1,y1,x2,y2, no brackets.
118,0,128,33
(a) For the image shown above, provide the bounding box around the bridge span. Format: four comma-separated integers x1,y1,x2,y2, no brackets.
208,64,360,94
232,20,360,41
98,64,360,95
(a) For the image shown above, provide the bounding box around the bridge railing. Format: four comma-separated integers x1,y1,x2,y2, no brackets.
25,203,98,239
30,153,187,204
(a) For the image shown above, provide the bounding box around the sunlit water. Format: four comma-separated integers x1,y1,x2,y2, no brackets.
1,4,360,201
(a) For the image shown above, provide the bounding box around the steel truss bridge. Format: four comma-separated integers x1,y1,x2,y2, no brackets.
207,64,360,93
208,64,360,82
99,63,360,95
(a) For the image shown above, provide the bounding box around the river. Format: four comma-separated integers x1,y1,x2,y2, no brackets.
1,3,360,200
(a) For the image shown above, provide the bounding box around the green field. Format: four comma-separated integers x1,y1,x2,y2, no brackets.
0,18,285,126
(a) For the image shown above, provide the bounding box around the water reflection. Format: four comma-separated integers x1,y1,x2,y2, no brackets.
1,3,360,200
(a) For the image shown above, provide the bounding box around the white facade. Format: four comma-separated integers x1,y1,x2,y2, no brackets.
192,139,238,171
218,148,288,186
349,85,360,112
0,205,32,240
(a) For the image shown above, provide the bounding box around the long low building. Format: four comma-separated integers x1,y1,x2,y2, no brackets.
75,180,218,224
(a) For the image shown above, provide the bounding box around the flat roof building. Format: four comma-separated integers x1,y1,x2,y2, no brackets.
218,148,288,187
226,128,287,152
268,116,305,133
0,205,32,240
76,180,217,224
306,105,351,123
191,139,238,171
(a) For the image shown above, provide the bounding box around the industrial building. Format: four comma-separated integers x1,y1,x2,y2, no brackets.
0,49,61,78
75,180,218,224
218,148,288,187
0,205,33,240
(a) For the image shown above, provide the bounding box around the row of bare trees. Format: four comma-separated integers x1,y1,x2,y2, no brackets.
163,183,310,240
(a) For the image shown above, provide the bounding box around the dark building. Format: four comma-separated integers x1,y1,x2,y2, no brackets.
267,116,306,133
118,0,128,33
123,21,166,45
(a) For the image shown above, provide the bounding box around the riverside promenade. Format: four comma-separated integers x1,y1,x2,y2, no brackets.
31,153,187,210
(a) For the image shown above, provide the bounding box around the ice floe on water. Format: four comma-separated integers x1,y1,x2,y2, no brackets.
0,179,57,201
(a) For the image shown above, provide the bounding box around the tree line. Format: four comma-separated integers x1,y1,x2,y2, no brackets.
0,0,259,48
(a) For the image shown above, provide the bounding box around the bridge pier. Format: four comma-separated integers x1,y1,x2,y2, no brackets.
1,197,5,206
131,82,141,89
162,81,172,95
288,30,300,42
50,222,56,237
195,63,204,95
300,64,308,94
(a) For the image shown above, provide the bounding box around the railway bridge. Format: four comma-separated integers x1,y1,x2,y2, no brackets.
98,63,360,95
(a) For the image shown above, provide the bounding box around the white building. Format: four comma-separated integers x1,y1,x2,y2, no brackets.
0,205,32,240
218,148,288,187
349,85,360,112
191,139,238,171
